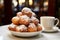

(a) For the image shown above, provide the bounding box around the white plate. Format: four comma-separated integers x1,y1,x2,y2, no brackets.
42,27,59,33
10,31,41,37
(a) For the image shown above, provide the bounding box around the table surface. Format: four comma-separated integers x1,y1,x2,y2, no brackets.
0,25,60,40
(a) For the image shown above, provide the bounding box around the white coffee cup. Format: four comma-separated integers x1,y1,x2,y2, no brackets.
40,16,59,30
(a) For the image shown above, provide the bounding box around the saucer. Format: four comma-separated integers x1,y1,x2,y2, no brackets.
42,27,59,33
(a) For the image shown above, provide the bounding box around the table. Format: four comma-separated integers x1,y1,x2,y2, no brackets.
0,25,60,40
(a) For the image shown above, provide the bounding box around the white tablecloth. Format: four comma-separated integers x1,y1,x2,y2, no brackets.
0,25,60,40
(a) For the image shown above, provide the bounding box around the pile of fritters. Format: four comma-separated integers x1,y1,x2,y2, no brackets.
8,7,42,32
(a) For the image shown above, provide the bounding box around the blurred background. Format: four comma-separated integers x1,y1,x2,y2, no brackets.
0,0,60,28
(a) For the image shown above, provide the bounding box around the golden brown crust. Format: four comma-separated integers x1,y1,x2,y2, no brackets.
16,25,27,32
8,23,17,31
37,24,42,31
19,15,30,25
30,17,39,25
16,12,23,17
11,16,19,25
22,7,32,17
27,23,37,32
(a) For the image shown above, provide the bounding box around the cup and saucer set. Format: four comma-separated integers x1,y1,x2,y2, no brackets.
40,16,59,33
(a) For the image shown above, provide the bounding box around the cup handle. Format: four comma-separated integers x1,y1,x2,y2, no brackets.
54,18,59,26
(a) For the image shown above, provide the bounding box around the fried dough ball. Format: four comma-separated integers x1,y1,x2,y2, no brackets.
30,17,39,25
28,23,37,32
22,7,32,17
11,16,19,25
16,12,23,17
31,12,36,17
8,23,17,31
19,15,30,25
37,24,42,31
16,25,27,32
